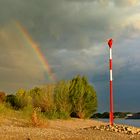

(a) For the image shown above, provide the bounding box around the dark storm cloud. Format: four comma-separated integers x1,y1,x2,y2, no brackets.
0,0,128,48
0,0,139,50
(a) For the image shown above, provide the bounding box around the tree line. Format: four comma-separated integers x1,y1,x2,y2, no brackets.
0,75,97,119
92,112,139,119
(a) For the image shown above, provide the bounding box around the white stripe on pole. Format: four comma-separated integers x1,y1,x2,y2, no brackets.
110,70,113,81
110,48,112,59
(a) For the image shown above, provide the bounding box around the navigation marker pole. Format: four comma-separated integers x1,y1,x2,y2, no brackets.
108,39,114,126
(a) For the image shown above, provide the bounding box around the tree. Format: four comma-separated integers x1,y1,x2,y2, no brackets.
102,112,109,118
91,113,102,118
54,81,71,117
69,75,97,118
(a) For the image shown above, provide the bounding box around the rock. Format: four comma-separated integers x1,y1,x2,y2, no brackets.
124,127,128,131
124,130,128,134
127,127,132,131
96,126,99,130
127,131,132,135
118,129,122,133
92,126,96,129
114,129,118,132
131,129,137,134
89,124,140,136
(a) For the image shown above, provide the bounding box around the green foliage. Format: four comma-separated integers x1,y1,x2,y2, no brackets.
29,87,43,108
16,89,28,109
6,94,19,109
6,89,28,110
43,109,69,119
101,112,109,118
92,112,109,118
91,113,102,118
114,112,127,118
29,85,55,112
16,88,26,97
39,84,55,112
0,103,16,118
69,75,97,118
54,81,71,117
3,75,97,119
19,105,34,119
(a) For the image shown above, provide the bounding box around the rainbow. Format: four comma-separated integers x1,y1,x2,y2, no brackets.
15,21,56,81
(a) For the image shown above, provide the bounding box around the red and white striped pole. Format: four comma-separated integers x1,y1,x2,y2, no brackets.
108,39,114,125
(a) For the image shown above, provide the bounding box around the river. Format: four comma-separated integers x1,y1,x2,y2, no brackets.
96,119,140,128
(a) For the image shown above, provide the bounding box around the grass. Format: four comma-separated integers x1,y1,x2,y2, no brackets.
0,103,48,128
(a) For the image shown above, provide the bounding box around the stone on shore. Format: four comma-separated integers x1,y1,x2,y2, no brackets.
84,124,140,135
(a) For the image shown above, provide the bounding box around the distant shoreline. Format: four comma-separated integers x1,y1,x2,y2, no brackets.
95,118,140,128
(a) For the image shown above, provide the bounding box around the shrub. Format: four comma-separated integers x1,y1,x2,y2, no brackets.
3,75,97,120
54,81,71,118
6,95,18,109
0,92,6,103
29,85,55,113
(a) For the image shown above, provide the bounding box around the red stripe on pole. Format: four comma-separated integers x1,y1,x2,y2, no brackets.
110,59,112,70
110,80,114,125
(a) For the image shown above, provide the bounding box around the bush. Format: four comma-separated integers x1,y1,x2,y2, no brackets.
0,103,17,118
16,89,29,108
91,113,102,118
0,92,6,103
54,81,71,117
3,75,98,120
102,112,109,118
29,85,55,112
6,95,18,109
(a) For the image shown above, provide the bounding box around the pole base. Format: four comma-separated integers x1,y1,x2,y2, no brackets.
110,112,114,126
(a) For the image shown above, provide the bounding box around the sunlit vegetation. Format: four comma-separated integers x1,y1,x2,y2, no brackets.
0,75,97,121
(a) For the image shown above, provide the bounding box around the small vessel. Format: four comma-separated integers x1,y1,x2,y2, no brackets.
125,113,140,119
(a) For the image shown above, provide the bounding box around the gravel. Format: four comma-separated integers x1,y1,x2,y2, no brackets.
0,118,140,140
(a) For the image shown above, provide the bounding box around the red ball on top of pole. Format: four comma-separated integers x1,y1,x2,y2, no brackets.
108,39,114,126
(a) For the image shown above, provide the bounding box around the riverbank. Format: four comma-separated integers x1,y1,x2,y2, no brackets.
98,118,140,128
0,117,140,140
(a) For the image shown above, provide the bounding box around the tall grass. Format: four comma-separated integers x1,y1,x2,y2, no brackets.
0,103,16,118
0,103,48,127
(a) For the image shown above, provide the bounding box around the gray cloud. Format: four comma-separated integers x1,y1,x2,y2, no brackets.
66,0,140,6
113,0,140,7
1,0,139,49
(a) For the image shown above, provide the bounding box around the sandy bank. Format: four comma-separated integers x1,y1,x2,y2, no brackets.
0,118,140,140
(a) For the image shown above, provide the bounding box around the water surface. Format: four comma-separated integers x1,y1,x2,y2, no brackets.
97,119,140,128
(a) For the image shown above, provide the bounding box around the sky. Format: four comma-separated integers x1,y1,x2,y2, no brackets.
0,0,140,112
